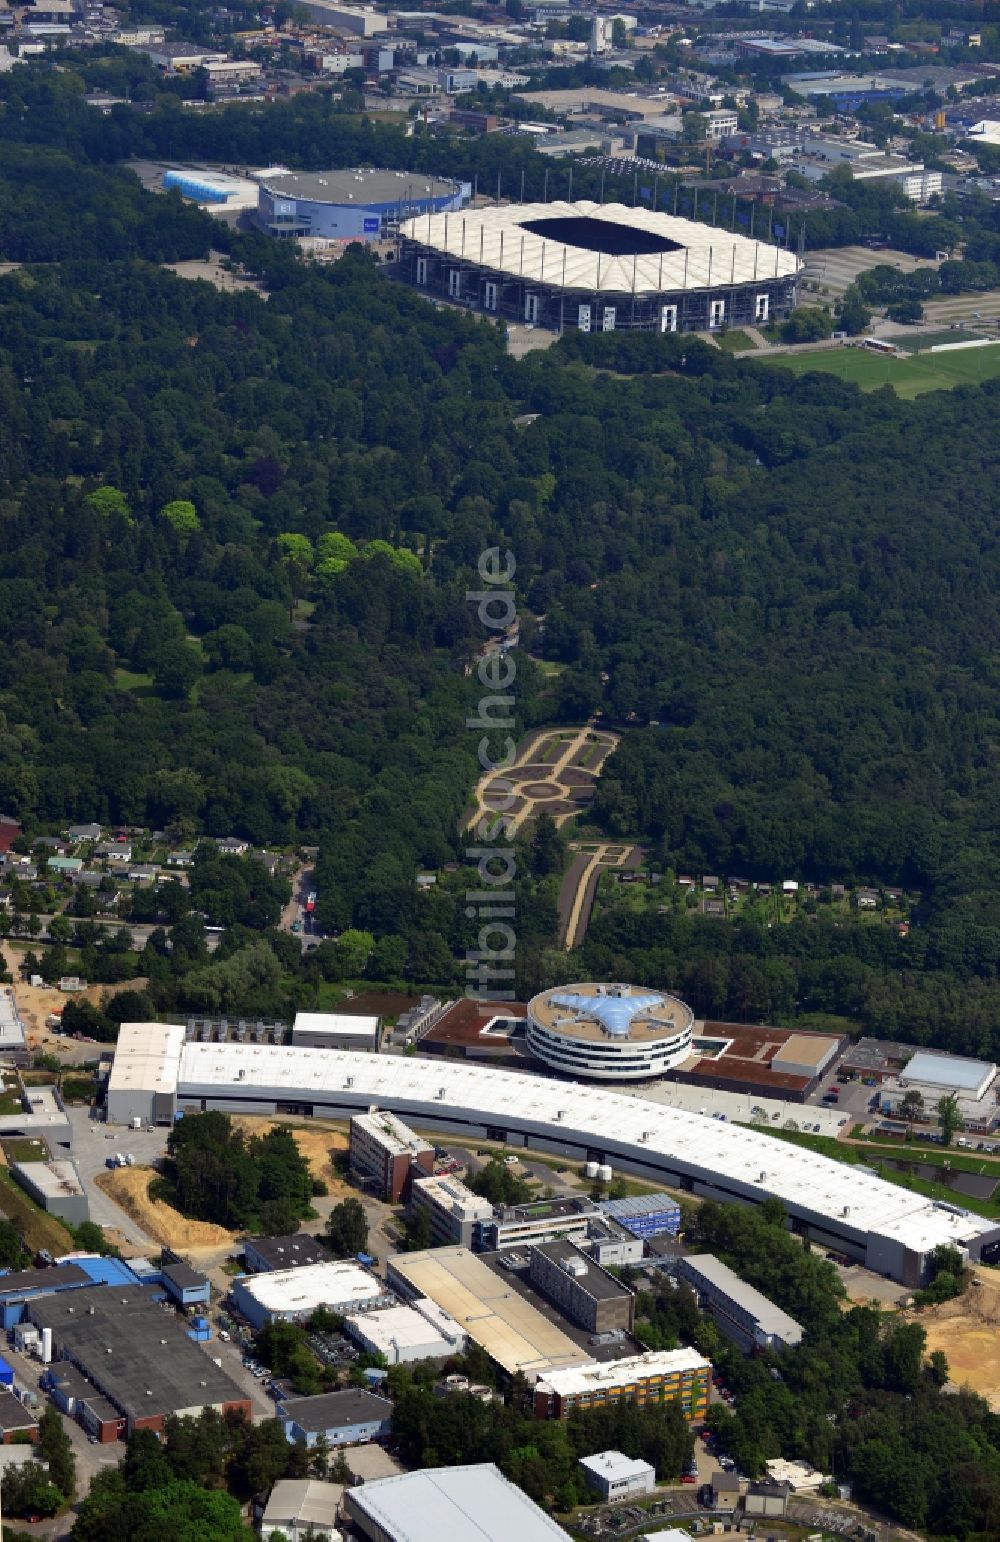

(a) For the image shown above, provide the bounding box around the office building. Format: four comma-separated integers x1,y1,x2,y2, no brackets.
528,1239,635,1334
526,982,694,1079
480,1195,601,1253
409,1174,493,1247
350,1110,435,1202
676,1255,803,1353
533,1347,711,1420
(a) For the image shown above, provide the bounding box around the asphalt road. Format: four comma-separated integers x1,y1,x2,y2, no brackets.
65,1105,165,1248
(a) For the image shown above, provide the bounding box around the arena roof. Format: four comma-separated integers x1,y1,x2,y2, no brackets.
173,1041,997,1263
261,168,460,206
401,199,802,296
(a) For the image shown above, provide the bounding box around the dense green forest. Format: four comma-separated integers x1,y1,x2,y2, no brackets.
640,1203,1000,1537
0,57,998,1051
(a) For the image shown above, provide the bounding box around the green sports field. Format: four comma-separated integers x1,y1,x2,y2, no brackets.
759,342,1000,398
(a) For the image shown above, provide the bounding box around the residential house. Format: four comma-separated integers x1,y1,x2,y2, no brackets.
94,843,132,864
66,824,102,843
855,887,879,909
216,837,250,856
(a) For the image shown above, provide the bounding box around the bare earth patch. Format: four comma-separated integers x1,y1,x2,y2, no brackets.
95,1167,236,1250
910,1269,1000,1410
229,1117,353,1196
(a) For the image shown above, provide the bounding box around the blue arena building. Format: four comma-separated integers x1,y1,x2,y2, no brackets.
255,168,466,242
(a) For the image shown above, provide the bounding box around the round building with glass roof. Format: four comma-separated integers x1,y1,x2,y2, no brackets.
526,982,694,1081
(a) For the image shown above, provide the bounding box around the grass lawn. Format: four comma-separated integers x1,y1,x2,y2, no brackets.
113,667,155,694
0,1087,23,1116
760,1126,1000,1218
758,342,1000,397
716,328,758,354
0,1168,74,1253
1,1137,48,1164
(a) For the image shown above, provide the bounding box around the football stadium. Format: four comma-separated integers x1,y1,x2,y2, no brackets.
399,199,803,334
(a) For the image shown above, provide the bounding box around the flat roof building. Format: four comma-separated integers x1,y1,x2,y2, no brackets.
106,1021,185,1127
599,1192,681,1240
244,1234,330,1273
528,1238,634,1335
12,1159,88,1227
409,1174,493,1248
295,1,388,34
29,1286,251,1437
770,1033,840,1081
387,1247,584,1378
344,1301,467,1364
534,1347,711,1421
0,987,32,1064
233,1261,391,1330
343,1463,572,1542
676,1255,803,1353
145,1038,1000,1285
350,1110,434,1202
256,169,463,244
579,1449,655,1502
527,982,694,1081
481,1195,601,1253
292,1011,380,1052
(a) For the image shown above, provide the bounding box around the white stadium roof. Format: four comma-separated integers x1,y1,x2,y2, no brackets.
172,1041,997,1268
400,199,802,296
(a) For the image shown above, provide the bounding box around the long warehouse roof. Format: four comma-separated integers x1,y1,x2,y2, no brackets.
173,1042,994,1260
400,200,803,296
